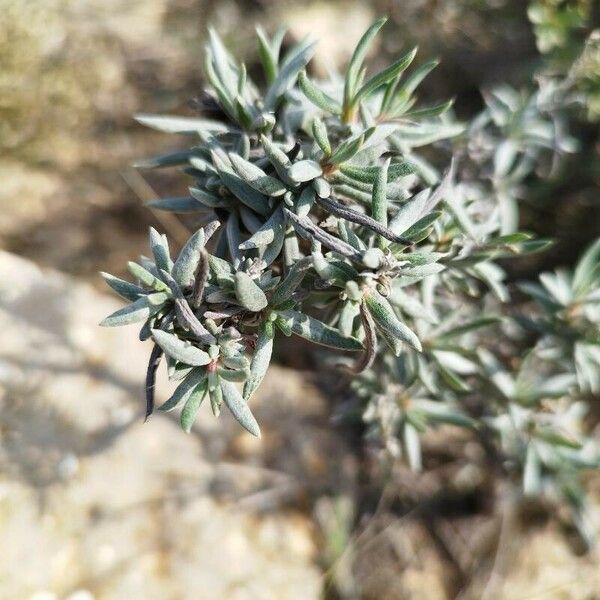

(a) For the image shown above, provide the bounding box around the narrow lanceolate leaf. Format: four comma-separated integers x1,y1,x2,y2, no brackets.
221,380,261,437
244,321,275,400
271,257,313,306
401,98,454,120
339,161,415,184
159,368,207,412
278,309,363,351
372,159,389,224
312,117,332,155
151,329,212,366
180,379,208,433
146,197,203,213
363,289,422,353
344,17,387,105
234,272,268,311
353,47,418,104
328,130,370,165
219,171,271,216
256,26,278,84
298,71,342,114
133,150,192,169
128,261,170,292
149,227,172,273
288,160,323,183
240,206,285,249
260,134,293,181
134,114,229,134
573,238,600,295
100,293,168,327
229,153,287,197
264,38,315,110
172,228,206,288
100,272,145,302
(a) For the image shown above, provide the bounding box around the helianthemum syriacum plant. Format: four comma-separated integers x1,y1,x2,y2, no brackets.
101,17,598,537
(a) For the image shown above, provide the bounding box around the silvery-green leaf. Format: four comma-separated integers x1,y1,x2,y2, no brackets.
149,227,172,273
226,212,242,268
146,196,204,213
100,272,145,302
128,261,170,292
234,272,268,311
329,131,369,165
256,26,278,84
339,161,415,184
353,47,418,104
344,17,387,103
271,257,312,306
364,289,422,352
239,206,285,249
259,222,286,267
401,99,454,120
288,160,322,183
260,134,294,183
523,444,542,496
207,28,239,98
100,293,167,327
218,368,248,382
133,150,192,169
298,70,342,114
151,329,211,366
264,38,315,110
221,379,261,437
573,238,600,296
180,379,208,433
172,228,207,288
229,153,287,197
215,164,270,216
244,321,274,400
295,186,315,217
135,113,228,134
403,421,422,471
312,117,331,155
388,287,437,324
278,309,363,351
189,187,225,208
159,368,207,412
312,178,331,199
372,158,389,248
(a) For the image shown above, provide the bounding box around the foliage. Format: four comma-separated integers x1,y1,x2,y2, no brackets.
101,17,599,538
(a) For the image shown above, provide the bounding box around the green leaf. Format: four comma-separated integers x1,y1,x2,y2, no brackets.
146,197,203,213
271,257,313,306
364,289,422,353
256,27,278,85
344,17,387,106
239,206,285,249
288,160,323,183
264,37,315,110
298,70,342,114
100,294,167,327
151,329,212,366
234,272,268,311
339,161,415,183
128,261,170,292
149,227,172,273
573,238,600,296
181,379,208,433
133,150,192,169
372,158,389,248
159,368,207,412
312,117,332,155
244,320,275,400
100,272,145,302
329,131,368,165
172,228,207,288
229,153,287,197
221,379,261,437
400,98,454,120
353,47,418,105
134,114,228,134
216,167,271,216
278,309,363,351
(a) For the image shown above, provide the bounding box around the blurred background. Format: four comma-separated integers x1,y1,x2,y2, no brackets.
0,1,598,598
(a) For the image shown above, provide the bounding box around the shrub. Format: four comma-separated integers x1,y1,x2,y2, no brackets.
101,17,599,540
